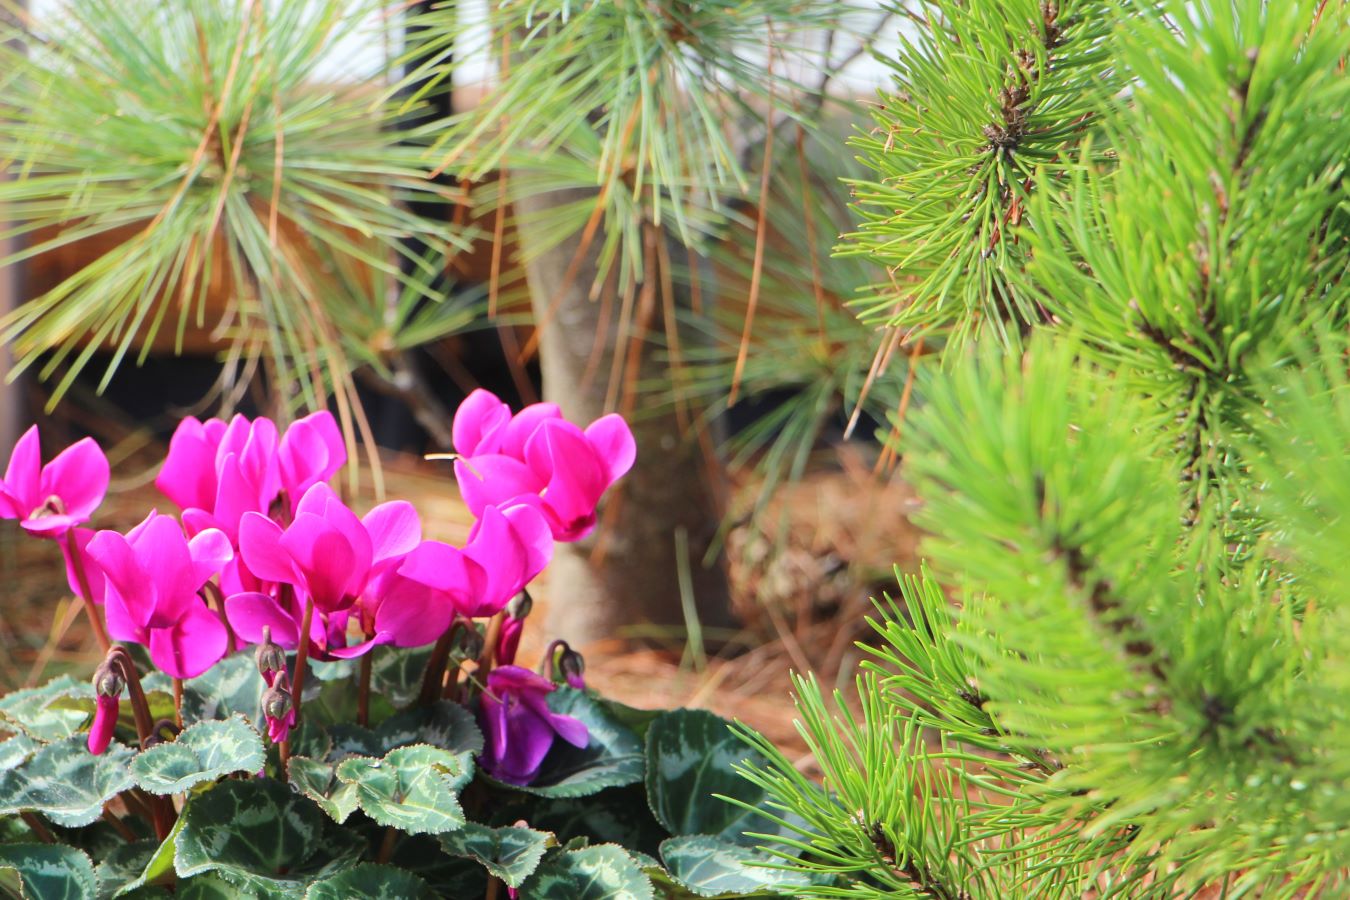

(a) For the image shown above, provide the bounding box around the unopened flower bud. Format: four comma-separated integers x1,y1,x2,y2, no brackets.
558,647,586,691
88,654,124,756
261,683,295,744
507,591,533,621
255,627,287,687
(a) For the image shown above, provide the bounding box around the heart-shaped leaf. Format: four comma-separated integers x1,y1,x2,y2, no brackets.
0,843,97,900
113,816,182,897
304,863,435,899
95,839,158,900
496,688,644,799
132,716,264,795
370,647,435,707
0,735,38,771
519,844,654,899
288,756,361,825
524,785,669,859
645,710,775,842
0,736,135,827
174,779,353,893
659,835,820,897
328,701,483,760
0,676,91,741
181,654,265,725
439,822,554,888
335,744,474,835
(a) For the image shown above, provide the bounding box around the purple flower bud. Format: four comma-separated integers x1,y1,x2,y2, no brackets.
255,627,287,687
87,693,119,756
261,683,295,745
558,647,586,691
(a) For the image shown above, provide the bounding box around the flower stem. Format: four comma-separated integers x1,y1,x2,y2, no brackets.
376,825,399,864
172,678,183,729
19,812,54,844
290,597,316,725
419,628,454,708
110,647,154,750
357,642,373,727
479,611,506,674
102,807,137,842
64,530,111,653
200,581,236,651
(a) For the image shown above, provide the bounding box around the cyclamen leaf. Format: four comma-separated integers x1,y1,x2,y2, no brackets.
519,844,655,900
439,822,555,888
0,843,97,900
114,816,183,897
0,736,135,827
174,875,247,899
327,701,483,760
287,756,361,825
498,688,644,799
174,779,349,893
132,716,265,795
644,709,773,842
95,839,157,900
0,676,91,741
0,735,39,771
370,647,436,707
334,744,474,835
659,835,820,897
181,654,265,726
304,863,435,900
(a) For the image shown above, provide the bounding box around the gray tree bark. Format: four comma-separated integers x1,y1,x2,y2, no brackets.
1,1,27,459
514,188,736,650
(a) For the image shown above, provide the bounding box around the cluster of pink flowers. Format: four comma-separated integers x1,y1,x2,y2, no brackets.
0,391,635,784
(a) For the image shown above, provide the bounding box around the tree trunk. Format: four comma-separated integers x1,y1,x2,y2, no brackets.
513,188,736,650
1,1,27,459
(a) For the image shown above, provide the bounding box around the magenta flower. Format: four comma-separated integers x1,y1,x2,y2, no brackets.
88,693,119,756
451,390,635,541
226,484,436,658
61,528,105,604
0,426,110,539
86,512,234,679
399,502,553,620
480,665,588,785
157,411,346,541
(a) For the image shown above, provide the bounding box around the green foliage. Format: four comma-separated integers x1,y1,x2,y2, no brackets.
130,716,264,796
736,0,1350,897
334,744,474,836
0,843,97,900
303,863,435,900
0,0,467,420
0,737,136,828
438,822,554,889
520,844,656,900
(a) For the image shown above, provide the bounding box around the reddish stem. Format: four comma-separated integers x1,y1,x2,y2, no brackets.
64,530,111,653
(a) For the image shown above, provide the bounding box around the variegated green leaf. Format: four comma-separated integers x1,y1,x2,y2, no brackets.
499,688,644,799
439,822,554,888
95,839,157,900
335,744,473,835
0,735,39,771
327,701,483,760
0,676,90,741
113,816,182,897
659,835,819,897
132,716,265,795
370,647,436,708
0,843,96,900
174,779,348,893
287,756,360,825
303,863,435,900
520,844,654,900
0,736,135,827
645,710,772,842
181,654,265,726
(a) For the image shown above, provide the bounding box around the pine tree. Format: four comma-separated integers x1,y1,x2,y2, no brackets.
737,1,1350,896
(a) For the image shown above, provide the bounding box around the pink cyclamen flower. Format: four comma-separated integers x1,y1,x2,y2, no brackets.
227,485,435,658
0,426,110,539
399,502,553,620
86,512,234,679
157,411,346,541
451,390,635,541
480,665,588,785
88,693,119,756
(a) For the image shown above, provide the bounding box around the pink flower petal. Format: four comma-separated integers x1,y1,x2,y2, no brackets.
280,514,358,612
156,417,222,512
61,527,105,605
187,528,234,590
0,426,40,518
372,575,454,648
525,421,607,540
499,402,562,459
453,455,544,520
88,529,153,629
279,411,346,503
226,591,301,648
363,501,421,565
452,389,512,456
39,437,109,522
150,602,228,679
238,513,296,584
584,414,637,486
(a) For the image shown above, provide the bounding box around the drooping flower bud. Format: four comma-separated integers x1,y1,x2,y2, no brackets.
557,646,586,691
261,682,295,744
507,591,533,621
88,656,125,756
255,626,287,686
544,640,586,691
450,620,485,663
